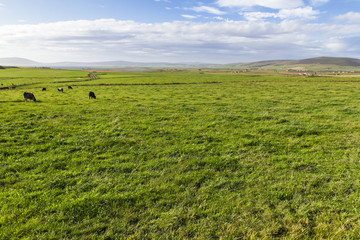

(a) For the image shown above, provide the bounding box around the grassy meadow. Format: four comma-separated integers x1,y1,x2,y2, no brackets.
2,68,360,238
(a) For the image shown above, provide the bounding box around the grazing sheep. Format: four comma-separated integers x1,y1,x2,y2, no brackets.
23,92,36,102
42,88,46,91
68,86,73,89
58,88,63,92
89,91,96,99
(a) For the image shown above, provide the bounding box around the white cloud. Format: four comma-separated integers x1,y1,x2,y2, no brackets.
216,0,304,9
0,18,359,63
126,50,148,55
213,16,226,21
334,12,360,23
190,6,226,15
278,7,319,19
324,38,347,52
243,12,277,21
243,7,319,21
182,14,199,19
310,0,329,6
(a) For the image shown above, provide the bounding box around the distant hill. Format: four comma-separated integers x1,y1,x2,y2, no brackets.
49,61,221,68
224,60,291,68
0,57,221,68
292,57,360,67
0,56,360,70
225,57,360,70
0,57,40,67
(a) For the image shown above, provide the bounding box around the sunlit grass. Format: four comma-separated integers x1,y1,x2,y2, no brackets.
1,68,360,238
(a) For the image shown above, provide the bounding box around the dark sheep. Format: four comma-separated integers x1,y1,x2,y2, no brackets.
68,86,73,89
23,92,36,102
89,91,96,99
42,88,46,91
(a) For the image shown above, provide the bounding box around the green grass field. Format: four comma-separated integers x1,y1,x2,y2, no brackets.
1,68,360,239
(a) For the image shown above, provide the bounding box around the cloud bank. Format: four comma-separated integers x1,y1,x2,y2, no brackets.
243,7,319,21
0,14,359,63
216,0,304,9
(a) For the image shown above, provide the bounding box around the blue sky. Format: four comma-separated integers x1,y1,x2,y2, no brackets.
0,0,359,63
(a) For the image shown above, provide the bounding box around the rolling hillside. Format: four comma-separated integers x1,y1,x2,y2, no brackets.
225,57,360,70
293,57,360,67
0,56,360,70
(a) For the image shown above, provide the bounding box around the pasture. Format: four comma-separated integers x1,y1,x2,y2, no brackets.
1,68,360,239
